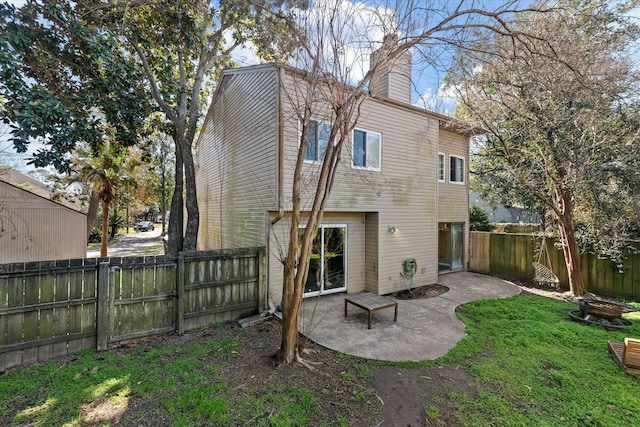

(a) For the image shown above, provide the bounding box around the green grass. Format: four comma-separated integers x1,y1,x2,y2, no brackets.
437,295,640,426
0,336,316,426
3,294,640,426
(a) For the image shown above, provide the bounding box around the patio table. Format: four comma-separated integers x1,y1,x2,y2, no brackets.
344,292,398,329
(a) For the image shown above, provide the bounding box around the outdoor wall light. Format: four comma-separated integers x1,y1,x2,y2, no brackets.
388,226,398,234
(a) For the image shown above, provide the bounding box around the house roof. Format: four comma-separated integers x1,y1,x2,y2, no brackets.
211,63,479,136
0,168,52,198
0,178,86,216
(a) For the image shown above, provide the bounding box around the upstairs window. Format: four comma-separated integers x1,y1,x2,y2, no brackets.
450,155,465,183
437,153,445,182
304,120,331,162
352,129,381,170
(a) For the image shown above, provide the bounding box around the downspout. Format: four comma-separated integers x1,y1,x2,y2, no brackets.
436,119,441,278
264,65,286,314
465,133,471,271
272,65,285,225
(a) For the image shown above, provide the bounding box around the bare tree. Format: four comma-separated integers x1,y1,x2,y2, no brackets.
450,0,640,295
276,0,549,365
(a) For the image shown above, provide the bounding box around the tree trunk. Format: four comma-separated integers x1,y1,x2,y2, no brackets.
278,250,313,363
167,145,184,255
278,270,300,364
555,188,586,295
557,218,586,295
161,149,167,236
86,190,100,242
180,136,199,251
100,201,109,257
278,217,302,363
125,203,129,234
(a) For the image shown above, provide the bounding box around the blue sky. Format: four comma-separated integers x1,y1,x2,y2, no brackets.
1,0,456,174
2,0,638,174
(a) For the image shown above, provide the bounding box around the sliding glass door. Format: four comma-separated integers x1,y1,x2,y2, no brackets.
303,225,347,296
438,222,464,271
450,223,464,270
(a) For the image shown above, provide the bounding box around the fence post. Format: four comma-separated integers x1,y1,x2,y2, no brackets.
258,248,266,312
176,253,185,335
96,262,110,351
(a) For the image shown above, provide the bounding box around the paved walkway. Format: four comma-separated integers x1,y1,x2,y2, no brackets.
298,272,520,361
86,226,164,258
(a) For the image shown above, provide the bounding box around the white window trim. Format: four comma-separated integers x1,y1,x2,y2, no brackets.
437,152,445,183
298,223,348,297
300,119,331,164
351,128,382,172
449,155,466,184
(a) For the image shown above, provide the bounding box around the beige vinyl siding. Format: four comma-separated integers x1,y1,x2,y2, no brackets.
267,212,365,305
196,67,279,250
386,53,412,104
437,129,469,223
370,52,412,104
0,182,86,262
279,80,440,295
437,129,471,269
364,212,378,293
196,64,470,297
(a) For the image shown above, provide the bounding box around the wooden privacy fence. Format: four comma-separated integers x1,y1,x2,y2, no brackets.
469,232,640,300
0,247,265,371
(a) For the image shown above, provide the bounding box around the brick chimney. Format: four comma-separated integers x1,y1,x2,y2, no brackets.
369,34,412,104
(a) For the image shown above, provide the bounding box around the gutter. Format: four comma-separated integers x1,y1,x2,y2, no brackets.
271,64,286,225
263,65,287,315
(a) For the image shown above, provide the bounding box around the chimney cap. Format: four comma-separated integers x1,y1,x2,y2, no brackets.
382,33,398,47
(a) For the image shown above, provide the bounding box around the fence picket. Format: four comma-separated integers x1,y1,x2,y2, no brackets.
68,259,84,353
470,232,640,299
0,248,264,370
633,255,640,301
22,264,39,364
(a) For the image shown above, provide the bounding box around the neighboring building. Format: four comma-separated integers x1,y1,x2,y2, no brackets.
470,192,541,223
0,179,87,263
0,168,52,199
195,55,471,307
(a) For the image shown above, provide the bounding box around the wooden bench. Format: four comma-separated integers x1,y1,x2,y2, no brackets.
344,293,398,329
608,338,640,375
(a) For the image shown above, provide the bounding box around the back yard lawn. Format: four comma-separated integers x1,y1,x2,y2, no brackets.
2,294,639,426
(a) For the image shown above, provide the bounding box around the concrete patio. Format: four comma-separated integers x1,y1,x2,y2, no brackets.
297,272,521,361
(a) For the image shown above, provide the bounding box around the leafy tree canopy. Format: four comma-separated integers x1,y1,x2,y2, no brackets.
450,0,640,292
0,1,151,172
76,0,300,253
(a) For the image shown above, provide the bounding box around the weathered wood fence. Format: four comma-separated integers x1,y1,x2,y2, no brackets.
0,248,265,371
469,232,640,300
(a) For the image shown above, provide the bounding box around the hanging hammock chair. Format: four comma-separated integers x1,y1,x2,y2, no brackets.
533,234,560,289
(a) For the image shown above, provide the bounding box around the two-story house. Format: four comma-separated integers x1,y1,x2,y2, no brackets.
195,54,470,308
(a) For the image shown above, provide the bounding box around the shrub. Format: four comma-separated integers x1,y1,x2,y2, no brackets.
470,205,493,231
88,227,102,243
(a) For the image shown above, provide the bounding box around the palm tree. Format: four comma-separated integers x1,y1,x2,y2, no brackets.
70,142,129,257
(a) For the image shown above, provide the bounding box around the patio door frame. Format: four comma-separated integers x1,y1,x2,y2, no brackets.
301,223,348,297
438,222,464,272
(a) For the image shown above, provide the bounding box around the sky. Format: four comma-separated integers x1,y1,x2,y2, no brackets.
2,0,638,175
0,0,455,175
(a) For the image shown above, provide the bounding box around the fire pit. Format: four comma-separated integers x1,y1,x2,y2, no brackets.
566,296,636,330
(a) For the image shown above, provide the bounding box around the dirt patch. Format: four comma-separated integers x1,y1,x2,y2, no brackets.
114,283,468,425
393,283,450,300
35,318,479,426
374,365,476,426
512,280,570,301
102,320,384,425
